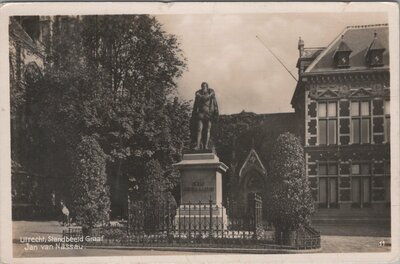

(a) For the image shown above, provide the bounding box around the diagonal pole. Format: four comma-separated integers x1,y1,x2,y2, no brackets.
256,35,298,82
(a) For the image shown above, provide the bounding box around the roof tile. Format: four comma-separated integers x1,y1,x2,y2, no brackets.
305,24,389,73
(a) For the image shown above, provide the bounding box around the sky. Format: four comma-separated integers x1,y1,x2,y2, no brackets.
157,13,388,115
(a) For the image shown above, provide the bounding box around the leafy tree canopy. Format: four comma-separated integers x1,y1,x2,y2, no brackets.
18,15,190,219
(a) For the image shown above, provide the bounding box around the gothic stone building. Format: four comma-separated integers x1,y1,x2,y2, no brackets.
291,24,390,219
10,16,59,220
214,112,298,214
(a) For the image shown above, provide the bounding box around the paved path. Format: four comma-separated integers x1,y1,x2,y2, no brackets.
13,221,212,257
13,221,391,257
13,220,64,258
315,223,391,253
321,235,390,253
14,245,211,258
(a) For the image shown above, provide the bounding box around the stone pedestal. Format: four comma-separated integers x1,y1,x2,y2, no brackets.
173,151,229,230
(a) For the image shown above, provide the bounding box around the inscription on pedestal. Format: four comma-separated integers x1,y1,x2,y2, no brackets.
173,152,229,229
181,170,217,204
183,181,215,192
174,152,227,206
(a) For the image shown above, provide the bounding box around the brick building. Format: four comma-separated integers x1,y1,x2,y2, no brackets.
291,24,390,220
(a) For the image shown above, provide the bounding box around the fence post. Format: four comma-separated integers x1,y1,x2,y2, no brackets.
252,195,256,239
221,203,224,239
203,204,206,236
198,201,201,238
253,194,262,239
188,201,191,239
127,194,130,236
179,205,182,239
209,197,213,239
166,201,170,238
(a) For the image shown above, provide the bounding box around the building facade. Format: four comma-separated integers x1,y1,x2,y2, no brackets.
291,24,390,219
9,16,61,220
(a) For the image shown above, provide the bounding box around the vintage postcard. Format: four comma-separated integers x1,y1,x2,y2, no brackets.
0,2,399,263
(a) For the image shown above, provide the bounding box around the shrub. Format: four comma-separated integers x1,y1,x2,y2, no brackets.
266,133,314,243
71,136,110,231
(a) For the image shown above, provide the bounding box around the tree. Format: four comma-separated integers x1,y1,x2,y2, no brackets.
266,132,314,244
21,15,190,220
144,160,176,216
71,136,110,231
78,16,190,209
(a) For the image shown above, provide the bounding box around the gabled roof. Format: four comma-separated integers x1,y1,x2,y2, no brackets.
318,89,339,99
238,148,266,180
367,33,386,51
302,48,324,59
349,88,373,98
305,24,389,73
9,17,45,59
336,38,352,53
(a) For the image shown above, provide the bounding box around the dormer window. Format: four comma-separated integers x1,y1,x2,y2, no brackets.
336,52,350,68
366,32,385,67
333,35,352,68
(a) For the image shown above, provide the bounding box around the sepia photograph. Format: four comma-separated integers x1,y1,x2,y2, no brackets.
0,2,399,263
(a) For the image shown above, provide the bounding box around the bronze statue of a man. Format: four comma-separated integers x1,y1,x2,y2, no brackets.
191,82,219,150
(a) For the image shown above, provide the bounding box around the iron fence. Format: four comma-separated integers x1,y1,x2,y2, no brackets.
62,194,321,250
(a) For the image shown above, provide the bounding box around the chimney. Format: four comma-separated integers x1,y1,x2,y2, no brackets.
298,36,304,57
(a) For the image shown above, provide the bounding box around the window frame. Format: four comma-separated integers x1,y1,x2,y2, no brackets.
351,162,372,208
318,163,339,209
384,99,390,143
335,52,351,68
318,101,338,146
367,49,384,67
351,100,371,144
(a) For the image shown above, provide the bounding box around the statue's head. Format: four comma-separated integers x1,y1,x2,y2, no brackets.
201,82,209,91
